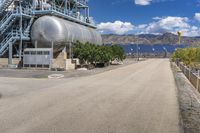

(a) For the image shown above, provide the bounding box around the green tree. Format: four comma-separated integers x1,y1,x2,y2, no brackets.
73,41,125,66
111,45,125,61
172,48,198,66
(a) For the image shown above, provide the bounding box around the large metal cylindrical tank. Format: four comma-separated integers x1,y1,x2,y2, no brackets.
31,16,102,52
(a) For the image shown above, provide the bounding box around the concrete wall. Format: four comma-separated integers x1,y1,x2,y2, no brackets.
0,58,20,68
51,52,75,70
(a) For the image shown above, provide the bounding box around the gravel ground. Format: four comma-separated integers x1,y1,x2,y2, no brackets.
0,58,141,79
172,62,200,133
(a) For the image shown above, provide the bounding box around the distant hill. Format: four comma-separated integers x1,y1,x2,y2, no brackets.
102,32,200,45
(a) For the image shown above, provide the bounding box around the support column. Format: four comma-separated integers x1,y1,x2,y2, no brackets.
8,43,13,66
50,41,54,69
63,45,67,59
51,41,54,57
69,42,72,59
64,0,68,14
19,0,23,61
35,40,38,48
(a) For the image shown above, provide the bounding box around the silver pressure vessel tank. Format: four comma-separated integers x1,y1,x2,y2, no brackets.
31,16,102,52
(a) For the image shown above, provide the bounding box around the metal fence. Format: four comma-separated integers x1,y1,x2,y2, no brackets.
176,62,200,92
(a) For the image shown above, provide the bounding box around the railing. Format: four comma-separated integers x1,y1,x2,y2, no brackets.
34,5,80,19
0,7,32,29
0,30,20,45
0,11,13,26
77,0,87,5
176,61,200,93
0,30,26,56
0,33,15,55
32,5,95,28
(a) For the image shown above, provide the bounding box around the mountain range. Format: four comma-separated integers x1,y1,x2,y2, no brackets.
102,33,200,45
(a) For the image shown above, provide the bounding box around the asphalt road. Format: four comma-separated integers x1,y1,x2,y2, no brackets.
0,59,180,133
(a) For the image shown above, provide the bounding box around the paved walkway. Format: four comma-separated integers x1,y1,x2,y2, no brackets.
0,59,180,133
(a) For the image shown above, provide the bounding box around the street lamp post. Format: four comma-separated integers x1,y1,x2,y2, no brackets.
163,47,167,58
131,48,133,57
137,43,140,61
152,48,155,57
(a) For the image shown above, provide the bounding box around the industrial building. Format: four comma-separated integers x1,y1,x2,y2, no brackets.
0,0,102,69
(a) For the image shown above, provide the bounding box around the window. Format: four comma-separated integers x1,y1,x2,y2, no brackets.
30,51,36,55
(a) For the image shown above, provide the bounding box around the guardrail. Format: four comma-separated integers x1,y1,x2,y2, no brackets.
176,61,200,93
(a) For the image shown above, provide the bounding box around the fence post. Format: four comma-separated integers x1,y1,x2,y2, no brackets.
189,68,191,81
184,66,186,75
196,70,200,90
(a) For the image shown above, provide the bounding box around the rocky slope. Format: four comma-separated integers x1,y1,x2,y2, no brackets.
102,32,200,45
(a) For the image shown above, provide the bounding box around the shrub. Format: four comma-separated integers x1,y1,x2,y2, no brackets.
111,45,125,61
73,41,125,66
172,48,198,66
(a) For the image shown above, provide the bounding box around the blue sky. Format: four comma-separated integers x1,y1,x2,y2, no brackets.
88,0,200,36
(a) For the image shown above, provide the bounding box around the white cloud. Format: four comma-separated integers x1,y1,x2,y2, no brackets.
89,17,96,25
136,16,200,36
195,13,200,22
97,21,134,35
152,16,162,20
178,27,200,37
146,16,190,34
135,0,152,5
137,24,148,29
97,16,200,37
134,0,175,6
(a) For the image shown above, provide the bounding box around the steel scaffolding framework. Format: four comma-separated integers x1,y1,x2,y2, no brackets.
0,0,94,65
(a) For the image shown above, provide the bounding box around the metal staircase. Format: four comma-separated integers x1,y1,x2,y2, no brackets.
0,31,18,56
0,11,17,35
0,7,32,34
0,29,31,56
0,1,33,56
0,0,15,14
0,30,30,56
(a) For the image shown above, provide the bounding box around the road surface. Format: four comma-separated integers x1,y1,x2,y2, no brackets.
0,59,180,133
